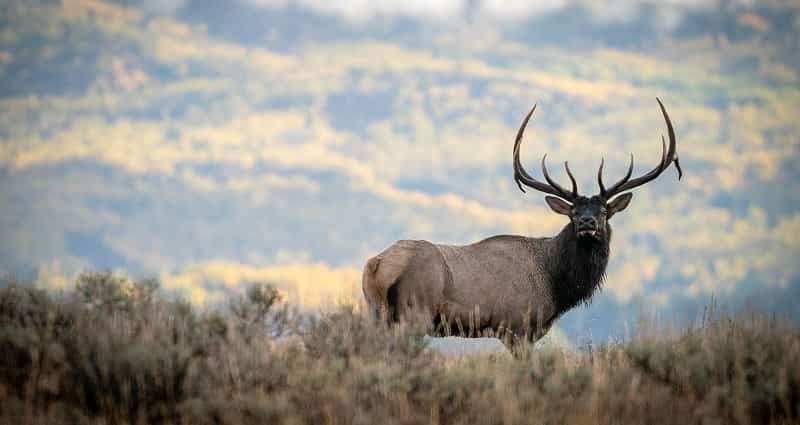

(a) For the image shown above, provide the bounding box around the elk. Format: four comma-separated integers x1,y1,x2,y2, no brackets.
362,99,682,343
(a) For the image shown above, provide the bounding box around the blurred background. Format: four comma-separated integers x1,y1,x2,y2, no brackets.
1,0,798,345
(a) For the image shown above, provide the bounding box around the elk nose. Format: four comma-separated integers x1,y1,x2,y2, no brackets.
578,217,597,228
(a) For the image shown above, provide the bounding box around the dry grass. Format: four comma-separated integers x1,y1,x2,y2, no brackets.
0,272,798,424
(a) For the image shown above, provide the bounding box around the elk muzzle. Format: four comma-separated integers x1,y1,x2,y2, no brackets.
576,216,599,238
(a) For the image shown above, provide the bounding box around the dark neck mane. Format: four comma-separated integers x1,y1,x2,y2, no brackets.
547,224,611,313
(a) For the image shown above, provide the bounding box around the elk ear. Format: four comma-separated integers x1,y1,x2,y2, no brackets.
607,193,633,219
545,196,572,216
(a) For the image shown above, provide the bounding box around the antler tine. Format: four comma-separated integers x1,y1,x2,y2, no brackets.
541,154,575,200
512,105,578,201
603,153,636,196
597,157,606,196
601,153,635,197
564,161,577,197
602,98,681,198
615,135,666,193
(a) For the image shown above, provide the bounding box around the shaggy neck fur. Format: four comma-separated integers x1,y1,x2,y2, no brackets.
547,224,611,313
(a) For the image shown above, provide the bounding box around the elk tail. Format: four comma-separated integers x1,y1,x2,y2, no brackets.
362,241,418,323
362,256,389,321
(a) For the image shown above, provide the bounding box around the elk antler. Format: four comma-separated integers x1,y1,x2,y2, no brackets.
598,98,683,199
513,105,578,202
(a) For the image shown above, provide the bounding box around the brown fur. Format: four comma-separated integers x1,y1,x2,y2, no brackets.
362,224,609,343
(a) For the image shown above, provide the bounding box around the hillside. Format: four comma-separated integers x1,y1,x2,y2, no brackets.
1,0,799,343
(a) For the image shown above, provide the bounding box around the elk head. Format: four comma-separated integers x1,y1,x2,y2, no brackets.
512,98,683,241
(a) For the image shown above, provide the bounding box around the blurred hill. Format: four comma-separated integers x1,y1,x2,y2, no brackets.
1,0,799,342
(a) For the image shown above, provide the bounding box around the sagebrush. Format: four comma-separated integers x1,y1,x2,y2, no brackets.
0,272,797,424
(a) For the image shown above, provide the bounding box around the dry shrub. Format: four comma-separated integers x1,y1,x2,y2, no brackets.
0,272,798,425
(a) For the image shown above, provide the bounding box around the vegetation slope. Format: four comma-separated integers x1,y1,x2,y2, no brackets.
0,272,797,424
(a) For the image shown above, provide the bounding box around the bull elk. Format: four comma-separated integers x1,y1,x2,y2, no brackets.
362,99,682,343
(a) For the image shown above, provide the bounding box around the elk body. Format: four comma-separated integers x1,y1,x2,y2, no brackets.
362,99,682,342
